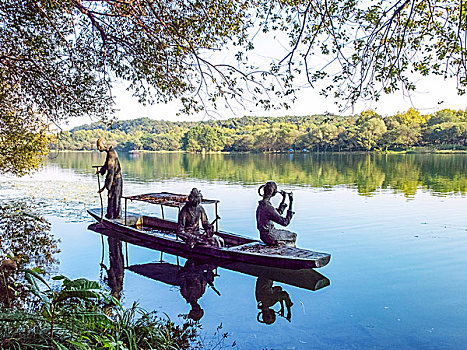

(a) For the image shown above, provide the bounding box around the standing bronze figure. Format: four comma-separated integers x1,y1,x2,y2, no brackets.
256,181,297,246
96,138,123,219
177,188,224,248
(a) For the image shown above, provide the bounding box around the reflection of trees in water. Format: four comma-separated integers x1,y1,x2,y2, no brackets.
53,153,467,196
0,202,59,309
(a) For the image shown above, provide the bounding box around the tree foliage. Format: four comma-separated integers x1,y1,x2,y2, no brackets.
0,2,113,122
0,86,55,176
0,113,53,176
357,117,388,150
0,0,275,122
270,0,467,108
3,0,466,122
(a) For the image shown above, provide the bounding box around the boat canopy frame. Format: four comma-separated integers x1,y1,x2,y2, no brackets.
122,192,220,232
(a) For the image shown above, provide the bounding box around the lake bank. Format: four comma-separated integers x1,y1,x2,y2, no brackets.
54,145,467,155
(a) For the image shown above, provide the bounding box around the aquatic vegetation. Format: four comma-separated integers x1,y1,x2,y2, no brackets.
0,269,201,349
0,201,230,349
0,177,98,223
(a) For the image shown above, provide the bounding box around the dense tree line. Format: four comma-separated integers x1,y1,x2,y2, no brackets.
56,109,467,153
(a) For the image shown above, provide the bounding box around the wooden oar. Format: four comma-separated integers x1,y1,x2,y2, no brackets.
92,165,103,219
210,215,221,227
206,215,221,237
207,280,221,296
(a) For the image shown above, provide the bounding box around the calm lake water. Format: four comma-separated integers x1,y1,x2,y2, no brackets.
2,152,467,349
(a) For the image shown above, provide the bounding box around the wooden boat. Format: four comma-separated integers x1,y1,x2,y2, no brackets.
88,192,331,269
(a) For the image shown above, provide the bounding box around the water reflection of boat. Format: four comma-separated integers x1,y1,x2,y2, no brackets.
128,260,329,324
130,260,218,321
218,261,329,291
90,224,330,324
128,260,329,292
88,192,331,269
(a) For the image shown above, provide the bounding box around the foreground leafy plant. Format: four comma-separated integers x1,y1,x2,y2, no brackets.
0,269,199,349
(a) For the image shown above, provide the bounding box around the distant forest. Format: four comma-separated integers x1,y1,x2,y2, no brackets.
56,108,467,152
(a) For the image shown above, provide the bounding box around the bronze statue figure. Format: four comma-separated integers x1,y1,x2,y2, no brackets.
96,138,123,219
177,188,224,248
256,181,297,246
256,277,293,324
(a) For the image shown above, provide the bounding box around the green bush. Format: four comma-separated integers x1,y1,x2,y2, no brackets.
0,269,199,350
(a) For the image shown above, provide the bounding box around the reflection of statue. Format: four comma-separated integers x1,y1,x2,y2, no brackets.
97,138,123,219
177,188,224,248
103,237,125,300
178,260,217,321
255,277,293,324
256,181,296,246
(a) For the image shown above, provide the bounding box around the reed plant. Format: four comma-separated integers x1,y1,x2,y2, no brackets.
0,269,199,349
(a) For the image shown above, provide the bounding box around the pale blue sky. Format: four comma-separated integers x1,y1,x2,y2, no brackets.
63,23,467,129
63,73,465,130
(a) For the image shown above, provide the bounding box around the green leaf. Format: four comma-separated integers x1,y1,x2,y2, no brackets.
31,267,46,274
23,268,51,290
52,339,69,350
54,290,101,303
52,275,69,281
63,278,100,291
0,310,46,322
66,340,91,349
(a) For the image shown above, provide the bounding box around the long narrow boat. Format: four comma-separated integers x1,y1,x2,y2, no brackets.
88,192,331,269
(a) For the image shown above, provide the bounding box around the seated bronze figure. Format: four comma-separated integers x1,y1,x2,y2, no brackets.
256,181,297,246
177,188,224,248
